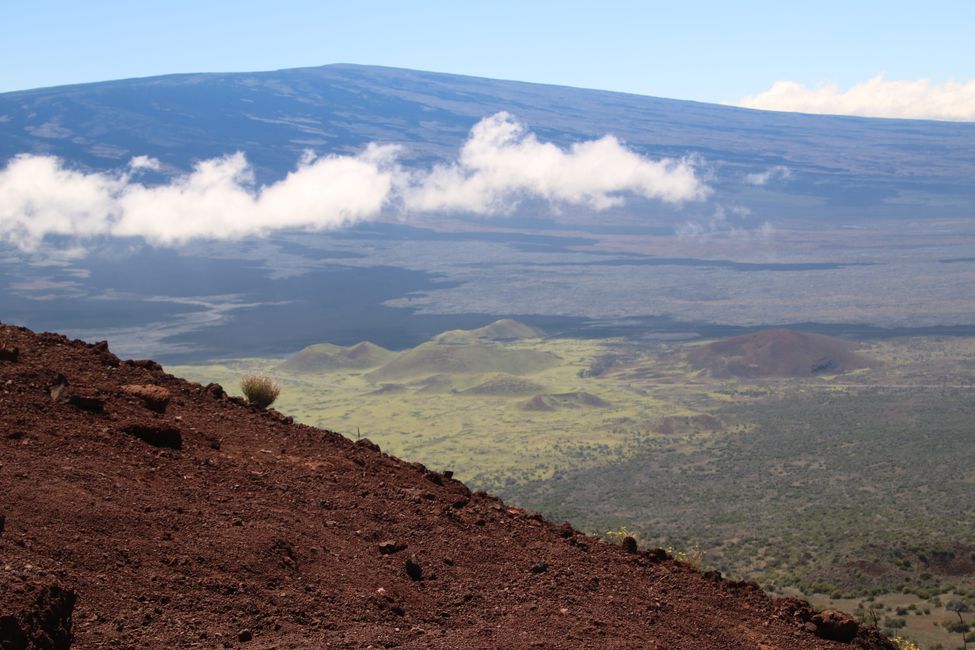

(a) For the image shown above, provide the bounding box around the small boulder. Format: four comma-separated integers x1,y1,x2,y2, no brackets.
237,628,253,643
129,359,163,372
49,374,69,402
621,536,639,554
354,438,380,453
530,563,549,574
379,540,407,555
0,346,19,362
203,383,226,399
811,610,859,642
121,384,172,413
405,555,423,581
67,394,105,414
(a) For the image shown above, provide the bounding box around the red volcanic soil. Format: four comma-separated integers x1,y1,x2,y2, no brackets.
688,329,878,378
0,323,893,649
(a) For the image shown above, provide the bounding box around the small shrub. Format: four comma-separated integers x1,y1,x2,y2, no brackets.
666,544,705,570
890,636,920,650
241,374,280,408
605,525,634,543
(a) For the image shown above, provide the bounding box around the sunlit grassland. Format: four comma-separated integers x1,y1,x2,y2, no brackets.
168,336,725,484
168,334,975,488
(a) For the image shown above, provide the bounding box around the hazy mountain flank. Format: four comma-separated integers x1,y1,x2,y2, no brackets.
3,63,974,222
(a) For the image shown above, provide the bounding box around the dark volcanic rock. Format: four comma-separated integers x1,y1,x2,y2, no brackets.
66,394,105,414
404,555,423,581
121,422,182,449
812,610,859,642
0,584,76,650
0,346,19,362
203,383,226,399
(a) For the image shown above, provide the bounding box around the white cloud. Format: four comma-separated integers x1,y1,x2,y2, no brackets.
114,145,401,245
128,155,161,171
0,147,402,249
744,165,791,186
675,204,771,241
403,112,708,212
0,154,124,246
731,75,975,122
0,113,708,251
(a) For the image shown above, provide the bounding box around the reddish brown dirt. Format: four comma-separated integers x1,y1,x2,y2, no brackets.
687,329,878,378
0,323,894,649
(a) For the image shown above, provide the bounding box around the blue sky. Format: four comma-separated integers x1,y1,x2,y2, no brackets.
1,0,973,103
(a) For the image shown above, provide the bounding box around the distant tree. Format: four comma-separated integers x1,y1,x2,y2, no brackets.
946,600,970,650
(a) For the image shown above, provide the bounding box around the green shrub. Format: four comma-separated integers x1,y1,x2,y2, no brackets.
241,374,281,408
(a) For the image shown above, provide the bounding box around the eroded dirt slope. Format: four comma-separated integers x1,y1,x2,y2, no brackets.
0,323,893,649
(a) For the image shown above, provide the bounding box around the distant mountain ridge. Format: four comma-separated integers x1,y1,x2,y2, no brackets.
2,63,974,221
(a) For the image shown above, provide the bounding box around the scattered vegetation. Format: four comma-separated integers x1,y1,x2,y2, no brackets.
170,328,975,650
667,544,705,570
240,374,281,408
889,636,920,650
605,525,636,545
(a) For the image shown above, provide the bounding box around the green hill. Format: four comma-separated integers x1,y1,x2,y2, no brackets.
459,374,547,397
518,391,611,411
432,319,545,346
277,341,395,373
368,342,558,381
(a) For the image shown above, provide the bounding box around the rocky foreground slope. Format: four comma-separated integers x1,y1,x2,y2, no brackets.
0,322,894,649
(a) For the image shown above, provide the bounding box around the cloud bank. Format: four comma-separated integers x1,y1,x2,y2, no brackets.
0,113,707,250
405,112,707,212
732,75,975,122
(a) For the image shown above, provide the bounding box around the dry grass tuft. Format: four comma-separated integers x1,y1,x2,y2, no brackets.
240,374,280,409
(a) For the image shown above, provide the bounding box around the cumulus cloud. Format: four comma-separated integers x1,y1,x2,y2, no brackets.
0,146,401,249
731,75,975,122
405,112,707,212
128,155,161,171
744,165,791,186
0,112,707,250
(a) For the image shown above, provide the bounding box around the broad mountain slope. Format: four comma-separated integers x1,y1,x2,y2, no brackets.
687,329,878,378
0,322,893,648
2,64,974,219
